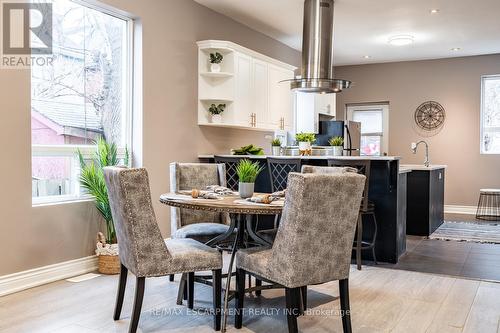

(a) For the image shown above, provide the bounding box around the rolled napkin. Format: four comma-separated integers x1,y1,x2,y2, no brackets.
205,185,234,195
270,190,286,198
189,189,220,199
246,194,276,204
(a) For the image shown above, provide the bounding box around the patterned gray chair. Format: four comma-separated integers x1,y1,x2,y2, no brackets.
170,162,230,244
103,167,223,333
235,172,366,333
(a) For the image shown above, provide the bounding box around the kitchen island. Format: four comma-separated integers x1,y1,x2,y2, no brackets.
199,154,406,264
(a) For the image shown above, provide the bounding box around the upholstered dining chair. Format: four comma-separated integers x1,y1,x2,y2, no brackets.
103,167,223,333
234,172,366,333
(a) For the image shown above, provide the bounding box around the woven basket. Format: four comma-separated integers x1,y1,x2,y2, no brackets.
98,254,120,275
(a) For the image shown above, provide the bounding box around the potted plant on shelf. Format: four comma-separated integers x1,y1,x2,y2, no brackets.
271,138,282,156
77,138,129,275
295,132,316,156
209,52,223,72
208,103,225,123
329,136,344,156
236,159,264,198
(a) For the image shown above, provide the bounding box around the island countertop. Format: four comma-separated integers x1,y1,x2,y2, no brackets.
198,154,401,161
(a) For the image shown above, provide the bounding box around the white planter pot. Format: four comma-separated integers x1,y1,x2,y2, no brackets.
210,63,221,73
272,146,281,156
298,142,311,151
211,114,222,123
238,182,254,199
332,146,343,156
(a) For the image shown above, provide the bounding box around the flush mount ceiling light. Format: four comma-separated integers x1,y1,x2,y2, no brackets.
451,47,461,51
430,9,439,14
363,55,371,59
388,35,414,46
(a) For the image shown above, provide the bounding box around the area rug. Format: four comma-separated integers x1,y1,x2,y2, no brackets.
429,221,500,244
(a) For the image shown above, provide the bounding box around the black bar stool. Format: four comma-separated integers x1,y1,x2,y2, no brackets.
214,156,241,191
267,157,302,192
327,159,377,270
476,189,500,221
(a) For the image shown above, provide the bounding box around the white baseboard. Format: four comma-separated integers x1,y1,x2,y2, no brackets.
0,255,98,297
444,205,477,215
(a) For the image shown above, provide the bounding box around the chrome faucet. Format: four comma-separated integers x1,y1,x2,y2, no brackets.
411,141,430,167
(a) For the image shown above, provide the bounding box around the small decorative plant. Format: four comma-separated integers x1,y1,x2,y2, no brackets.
235,159,264,198
77,138,129,274
329,136,344,156
329,136,344,146
209,52,223,72
208,103,225,115
271,138,282,147
295,132,316,156
209,52,223,64
271,138,282,156
295,132,316,143
232,144,265,155
208,103,225,123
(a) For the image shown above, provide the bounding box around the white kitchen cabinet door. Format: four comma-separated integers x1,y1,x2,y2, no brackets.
314,93,336,118
253,59,269,128
268,64,293,130
234,53,253,126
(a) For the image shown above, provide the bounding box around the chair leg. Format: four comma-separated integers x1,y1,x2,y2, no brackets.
212,269,222,331
187,272,195,309
300,286,307,313
169,274,174,282
255,278,262,296
356,214,363,270
129,277,145,333
285,288,299,333
113,263,128,320
339,279,352,333
371,212,378,265
235,268,246,329
176,273,186,305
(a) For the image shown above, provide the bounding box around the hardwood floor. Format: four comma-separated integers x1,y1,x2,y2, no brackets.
0,265,499,333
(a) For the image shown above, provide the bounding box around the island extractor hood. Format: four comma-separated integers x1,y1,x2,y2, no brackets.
288,0,351,93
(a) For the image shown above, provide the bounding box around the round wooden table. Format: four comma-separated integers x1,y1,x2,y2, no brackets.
159,192,284,332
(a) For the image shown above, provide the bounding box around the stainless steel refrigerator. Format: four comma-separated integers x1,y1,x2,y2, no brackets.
315,120,361,156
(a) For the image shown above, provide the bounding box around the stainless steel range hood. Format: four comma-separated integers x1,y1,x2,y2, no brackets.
289,0,351,93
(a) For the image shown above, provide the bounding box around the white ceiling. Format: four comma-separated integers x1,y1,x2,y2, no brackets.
194,0,500,65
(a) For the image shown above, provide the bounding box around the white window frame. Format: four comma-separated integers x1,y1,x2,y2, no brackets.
31,1,134,206
346,103,389,156
480,74,500,155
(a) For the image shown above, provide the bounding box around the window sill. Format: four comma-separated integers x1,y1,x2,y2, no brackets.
32,195,94,207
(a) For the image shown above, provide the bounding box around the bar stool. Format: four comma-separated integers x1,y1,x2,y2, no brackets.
267,157,302,192
214,156,241,191
476,189,500,221
328,159,377,270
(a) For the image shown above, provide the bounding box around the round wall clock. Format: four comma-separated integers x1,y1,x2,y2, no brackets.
414,101,446,131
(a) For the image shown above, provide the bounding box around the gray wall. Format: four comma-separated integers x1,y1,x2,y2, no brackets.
0,0,300,275
335,54,500,206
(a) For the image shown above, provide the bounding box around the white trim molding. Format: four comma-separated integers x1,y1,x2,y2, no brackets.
444,205,477,215
0,256,98,297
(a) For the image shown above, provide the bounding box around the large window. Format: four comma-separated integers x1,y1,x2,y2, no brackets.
31,0,132,204
346,104,389,156
481,75,500,154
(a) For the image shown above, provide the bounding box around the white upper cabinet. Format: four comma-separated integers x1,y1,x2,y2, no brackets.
295,92,336,134
197,40,296,131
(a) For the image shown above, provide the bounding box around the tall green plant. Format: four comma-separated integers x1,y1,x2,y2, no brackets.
236,159,264,183
77,138,128,244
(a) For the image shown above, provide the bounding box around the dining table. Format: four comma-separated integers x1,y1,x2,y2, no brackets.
159,192,285,332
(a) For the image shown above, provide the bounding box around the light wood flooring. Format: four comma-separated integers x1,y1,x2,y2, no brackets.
1,264,499,333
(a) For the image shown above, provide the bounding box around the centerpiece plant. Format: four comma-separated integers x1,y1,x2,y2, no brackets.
235,159,264,198
77,138,129,274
